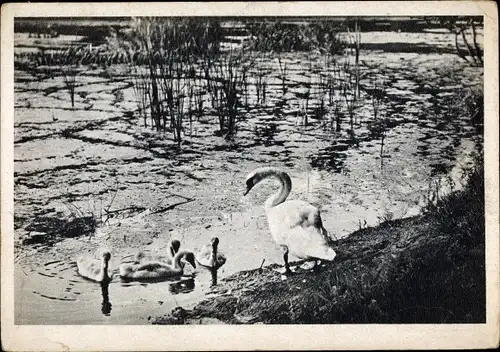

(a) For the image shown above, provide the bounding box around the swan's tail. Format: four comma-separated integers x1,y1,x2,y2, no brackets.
324,248,337,261
311,246,336,262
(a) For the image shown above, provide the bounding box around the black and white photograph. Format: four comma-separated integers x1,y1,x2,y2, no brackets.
1,2,499,351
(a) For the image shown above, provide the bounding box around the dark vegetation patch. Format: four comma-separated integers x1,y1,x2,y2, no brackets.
22,215,97,246
359,42,457,54
245,20,345,54
15,17,129,44
14,132,60,144
154,161,485,324
14,161,102,179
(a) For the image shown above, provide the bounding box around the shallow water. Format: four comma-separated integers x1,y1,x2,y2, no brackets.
15,260,220,325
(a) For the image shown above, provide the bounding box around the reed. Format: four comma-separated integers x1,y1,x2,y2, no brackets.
59,45,88,108
109,17,223,144
255,61,269,106
314,73,327,121
277,54,288,96
424,16,483,66
209,45,248,139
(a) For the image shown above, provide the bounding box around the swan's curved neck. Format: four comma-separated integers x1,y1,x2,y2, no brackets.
173,250,188,269
173,255,182,269
262,170,292,209
211,243,218,263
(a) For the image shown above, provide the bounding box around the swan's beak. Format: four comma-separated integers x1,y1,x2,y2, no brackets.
244,185,253,196
244,177,255,196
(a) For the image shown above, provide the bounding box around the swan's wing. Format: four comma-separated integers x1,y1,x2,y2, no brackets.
217,253,227,266
153,255,173,264
77,258,101,278
267,202,303,244
271,200,333,260
136,261,169,271
285,225,318,257
196,244,212,265
301,213,329,239
290,202,330,241
285,224,336,261
76,257,85,271
272,201,319,227
142,254,172,264
271,201,326,236
136,251,173,265
77,256,95,267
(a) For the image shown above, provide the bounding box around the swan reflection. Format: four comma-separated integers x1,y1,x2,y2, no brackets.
168,278,195,294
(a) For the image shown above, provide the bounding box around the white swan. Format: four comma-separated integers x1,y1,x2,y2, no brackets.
119,249,196,281
244,167,336,274
77,250,112,283
134,239,181,265
196,237,226,270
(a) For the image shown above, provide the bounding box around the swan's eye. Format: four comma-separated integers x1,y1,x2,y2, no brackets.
244,176,256,195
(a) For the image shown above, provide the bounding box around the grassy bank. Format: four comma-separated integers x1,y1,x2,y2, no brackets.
154,161,485,324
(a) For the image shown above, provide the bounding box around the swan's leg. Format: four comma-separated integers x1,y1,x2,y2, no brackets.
281,245,292,275
312,260,320,273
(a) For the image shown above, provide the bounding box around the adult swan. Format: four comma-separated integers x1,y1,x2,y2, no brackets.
244,167,336,274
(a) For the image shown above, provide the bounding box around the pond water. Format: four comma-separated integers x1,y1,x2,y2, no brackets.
13,24,483,324
15,259,218,325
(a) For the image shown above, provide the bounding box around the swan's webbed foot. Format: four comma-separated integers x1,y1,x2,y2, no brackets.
299,260,323,273
300,261,316,271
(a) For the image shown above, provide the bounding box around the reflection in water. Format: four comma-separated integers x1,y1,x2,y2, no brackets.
310,143,348,173
100,282,112,316
168,278,196,295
